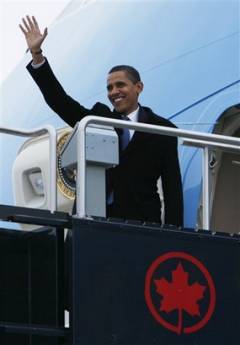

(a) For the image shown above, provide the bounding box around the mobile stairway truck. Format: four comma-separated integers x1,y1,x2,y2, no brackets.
0,117,239,345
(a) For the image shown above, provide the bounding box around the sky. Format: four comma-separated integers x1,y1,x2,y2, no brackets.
0,0,70,84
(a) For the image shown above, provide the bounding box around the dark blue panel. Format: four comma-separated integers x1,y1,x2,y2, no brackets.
71,219,240,345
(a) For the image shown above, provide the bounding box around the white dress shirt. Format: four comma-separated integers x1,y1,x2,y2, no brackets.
125,107,139,140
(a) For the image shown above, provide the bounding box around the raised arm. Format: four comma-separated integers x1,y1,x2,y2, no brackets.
19,15,112,127
19,15,47,64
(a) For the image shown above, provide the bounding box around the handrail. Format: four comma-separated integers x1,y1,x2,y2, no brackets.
76,115,240,230
0,125,57,213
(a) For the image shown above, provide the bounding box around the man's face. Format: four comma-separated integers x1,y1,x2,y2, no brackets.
107,71,143,115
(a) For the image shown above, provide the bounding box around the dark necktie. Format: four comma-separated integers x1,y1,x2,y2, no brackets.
120,116,131,150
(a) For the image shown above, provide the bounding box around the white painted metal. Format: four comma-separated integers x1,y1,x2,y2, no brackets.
76,116,240,228
2,117,240,228
202,147,210,230
0,125,57,213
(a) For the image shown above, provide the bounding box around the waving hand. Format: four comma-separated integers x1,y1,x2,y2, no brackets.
19,15,47,53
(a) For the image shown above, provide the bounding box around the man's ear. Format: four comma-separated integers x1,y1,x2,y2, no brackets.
136,81,144,95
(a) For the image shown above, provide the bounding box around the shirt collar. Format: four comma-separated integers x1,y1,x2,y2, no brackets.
126,106,139,122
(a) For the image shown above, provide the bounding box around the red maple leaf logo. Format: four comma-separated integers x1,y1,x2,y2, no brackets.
154,261,206,334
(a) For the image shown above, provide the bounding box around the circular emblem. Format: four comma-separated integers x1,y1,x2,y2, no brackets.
145,252,216,335
57,130,76,200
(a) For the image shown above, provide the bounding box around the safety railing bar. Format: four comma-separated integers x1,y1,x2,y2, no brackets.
47,126,57,213
0,127,47,137
76,116,240,145
76,116,240,226
182,138,240,154
203,148,210,229
0,125,57,213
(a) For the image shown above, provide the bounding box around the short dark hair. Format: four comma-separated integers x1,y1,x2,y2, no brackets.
108,65,141,84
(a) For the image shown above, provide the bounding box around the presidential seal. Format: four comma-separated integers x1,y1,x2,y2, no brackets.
57,129,76,200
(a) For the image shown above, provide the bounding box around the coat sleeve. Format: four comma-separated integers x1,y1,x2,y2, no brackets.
160,135,184,227
26,59,111,127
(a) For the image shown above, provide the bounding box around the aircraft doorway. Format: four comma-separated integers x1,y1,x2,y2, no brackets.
210,105,240,233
